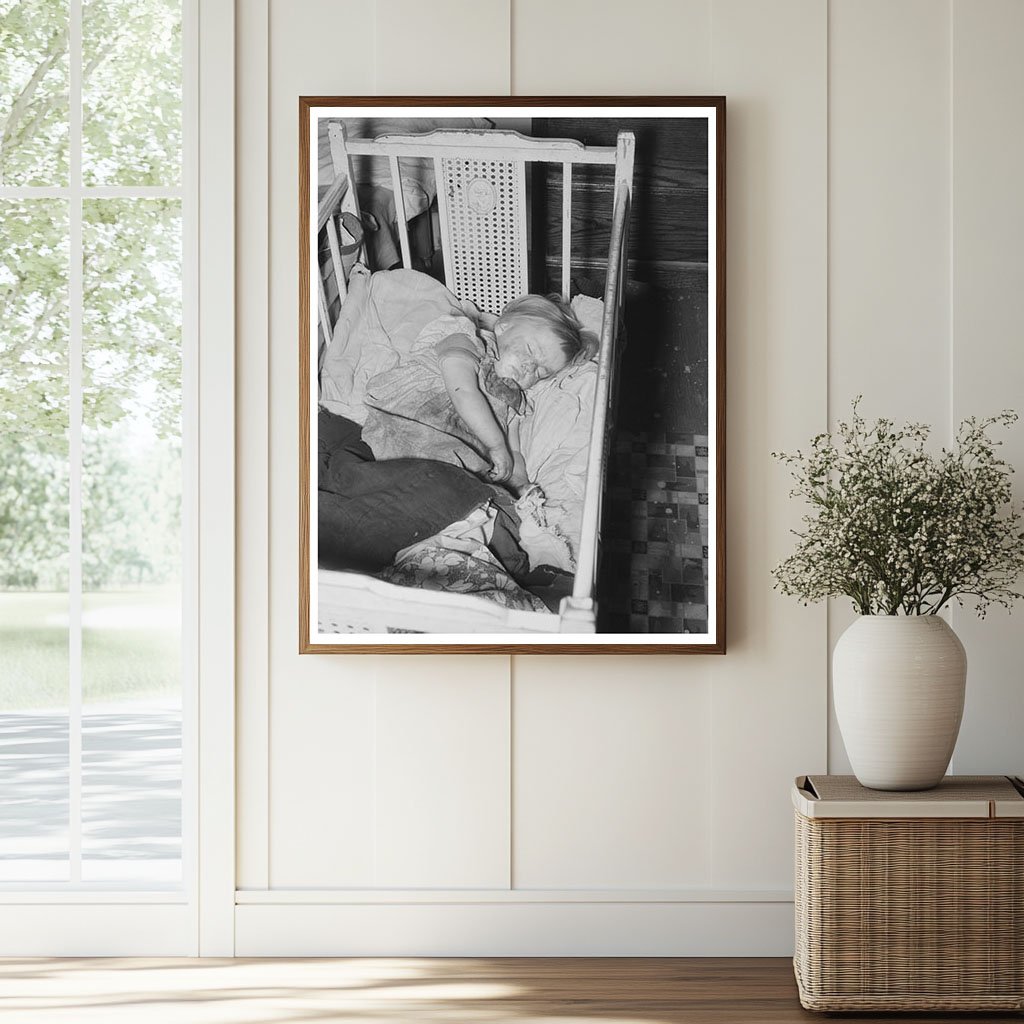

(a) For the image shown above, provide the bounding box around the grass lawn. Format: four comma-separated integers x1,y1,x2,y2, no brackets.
0,589,181,710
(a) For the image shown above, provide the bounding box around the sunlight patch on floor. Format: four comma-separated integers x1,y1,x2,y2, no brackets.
0,958,675,1024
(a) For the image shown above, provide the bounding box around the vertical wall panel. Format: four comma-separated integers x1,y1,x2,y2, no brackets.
376,0,510,94
511,0,718,894
708,0,828,888
829,0,951,423
236,0,270,893
375,659,511,888
512,0,711,95
513,657,713,889
368,0,515,890
266,0,516,889
266,0,377,887
950,0,1024,777
827,0,951,773
270,668,378,887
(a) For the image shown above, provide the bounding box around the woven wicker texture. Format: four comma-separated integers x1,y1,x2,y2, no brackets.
439,156,526,316
806,773,1023,804
795,801,1024,1011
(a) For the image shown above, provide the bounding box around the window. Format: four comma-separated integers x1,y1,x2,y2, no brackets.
0,0,193,890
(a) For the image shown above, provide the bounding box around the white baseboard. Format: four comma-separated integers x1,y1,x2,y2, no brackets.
0,904,195,956
235,897,795,956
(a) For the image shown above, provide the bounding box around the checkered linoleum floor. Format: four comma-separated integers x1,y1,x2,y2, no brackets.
596,430,710,634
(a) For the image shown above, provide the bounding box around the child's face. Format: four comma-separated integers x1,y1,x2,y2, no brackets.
494,319,569,390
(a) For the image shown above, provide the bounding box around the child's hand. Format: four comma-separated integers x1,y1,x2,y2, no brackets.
509,450,530,493
485,444,514,483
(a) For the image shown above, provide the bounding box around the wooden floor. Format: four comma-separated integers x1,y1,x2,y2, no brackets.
0,957,1019,1023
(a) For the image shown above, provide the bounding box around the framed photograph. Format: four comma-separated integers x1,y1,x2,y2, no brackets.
300,97,725,653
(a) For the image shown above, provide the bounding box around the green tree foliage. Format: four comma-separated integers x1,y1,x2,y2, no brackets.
82,0,181,186
0,438,68,588
0,0,181,186
0,0,182,590
0,200,68,444
82,428,182,590
84,198,182,439
0,0,69,186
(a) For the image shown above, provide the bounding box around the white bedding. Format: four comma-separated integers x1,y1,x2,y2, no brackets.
319,268,603,570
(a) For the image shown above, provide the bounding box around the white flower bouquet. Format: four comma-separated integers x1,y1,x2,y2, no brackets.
772,401,1024,616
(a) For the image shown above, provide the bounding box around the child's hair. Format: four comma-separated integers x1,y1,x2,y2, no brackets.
497,294,596,363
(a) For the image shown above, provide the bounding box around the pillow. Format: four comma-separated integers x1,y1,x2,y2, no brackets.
517,292,606,556
570,293,605,358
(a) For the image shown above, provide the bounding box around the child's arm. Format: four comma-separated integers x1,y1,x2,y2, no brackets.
438,335,513,482
507,417,530,493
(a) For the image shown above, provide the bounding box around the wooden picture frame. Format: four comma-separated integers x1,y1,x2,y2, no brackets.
300,97,725,653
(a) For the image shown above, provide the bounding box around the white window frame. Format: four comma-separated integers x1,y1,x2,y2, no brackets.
195,0,236,958
0,0,235,956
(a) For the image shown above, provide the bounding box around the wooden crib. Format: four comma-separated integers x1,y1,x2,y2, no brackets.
314,123,634,636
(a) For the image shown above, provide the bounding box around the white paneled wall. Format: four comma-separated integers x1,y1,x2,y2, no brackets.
826,0,952,773
235,0,1024,954
511,0,712,94
373,659,511,888
948,0,1024,777
376,0,510,94
513,657,713,889
262,0,376,891
705,0,828,890
828,0,950,426
236,0,271,895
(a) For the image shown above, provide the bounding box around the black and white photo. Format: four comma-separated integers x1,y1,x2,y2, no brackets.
300,99,725,652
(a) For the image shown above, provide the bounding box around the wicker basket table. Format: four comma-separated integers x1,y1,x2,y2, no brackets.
793,774,1024,1012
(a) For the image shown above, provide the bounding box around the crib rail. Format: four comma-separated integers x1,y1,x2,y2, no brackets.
569,135,635,623
342,129,615,164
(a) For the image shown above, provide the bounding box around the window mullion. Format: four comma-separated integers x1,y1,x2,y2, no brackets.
0,187,184,199
68,0,84,886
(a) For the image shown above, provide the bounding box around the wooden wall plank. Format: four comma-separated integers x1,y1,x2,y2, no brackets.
367,0,515,894
270,667,378,887
828,0,950,423
375,0,510,95
949,0,1024,778
512,0,712,95
236,0,270,892
509,0,718,897
539,186,708,266
266,0,515,892
708,0,828,888
374,659,511,888
827,0,951,773
512,657,713,889
265,0,376,888
531,114,709,267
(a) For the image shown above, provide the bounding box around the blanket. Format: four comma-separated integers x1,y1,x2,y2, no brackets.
319,268,604,572
361,313,523,476
320,266,460,424
318,409,492,572
318,410,571,612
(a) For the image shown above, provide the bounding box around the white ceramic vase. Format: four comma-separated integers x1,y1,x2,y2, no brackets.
833,615,967,791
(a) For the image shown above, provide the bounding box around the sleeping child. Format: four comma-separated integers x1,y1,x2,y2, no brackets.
362,294,591,492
